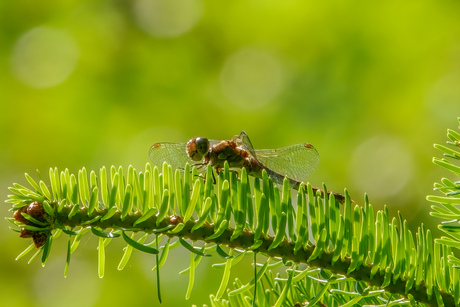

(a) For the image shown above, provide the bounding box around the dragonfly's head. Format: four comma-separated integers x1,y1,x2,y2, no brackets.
186,137,210,161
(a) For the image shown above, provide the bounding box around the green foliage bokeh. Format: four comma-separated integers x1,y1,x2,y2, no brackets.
1,1,460,306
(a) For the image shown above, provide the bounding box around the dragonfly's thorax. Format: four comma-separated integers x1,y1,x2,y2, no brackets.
206,140,252,171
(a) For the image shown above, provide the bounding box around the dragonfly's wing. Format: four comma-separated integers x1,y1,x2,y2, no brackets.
232,131,257,158
255,143,320,182
149,142,206,172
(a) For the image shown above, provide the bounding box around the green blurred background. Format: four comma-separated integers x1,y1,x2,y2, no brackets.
1,0,460,306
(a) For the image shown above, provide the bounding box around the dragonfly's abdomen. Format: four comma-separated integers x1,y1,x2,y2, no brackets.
262,167,347,203
260,166,299,187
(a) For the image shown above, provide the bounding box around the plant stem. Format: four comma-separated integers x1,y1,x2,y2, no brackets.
54,205,453,307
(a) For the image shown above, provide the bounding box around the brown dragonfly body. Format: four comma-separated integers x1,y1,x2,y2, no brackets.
150,131,345,203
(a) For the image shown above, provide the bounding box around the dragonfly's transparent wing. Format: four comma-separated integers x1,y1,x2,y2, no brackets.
149,142,205,172
232,131,257,158
255,143,319,182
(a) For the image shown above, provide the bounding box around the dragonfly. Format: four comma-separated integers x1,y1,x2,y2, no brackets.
149,131,345,203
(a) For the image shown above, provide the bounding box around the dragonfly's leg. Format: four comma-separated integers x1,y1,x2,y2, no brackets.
229,170,239,178
189,163,218,183
195,169,216,184
193,162,207,169
211,170,217,184
183,163,206,181
212,167,226,185
193,173,206,180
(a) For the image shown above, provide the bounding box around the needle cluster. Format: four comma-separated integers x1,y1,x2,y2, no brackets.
6,118,460,306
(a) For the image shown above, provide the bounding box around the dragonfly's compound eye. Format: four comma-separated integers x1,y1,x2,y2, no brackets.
195,137,209,155
186,137,209,161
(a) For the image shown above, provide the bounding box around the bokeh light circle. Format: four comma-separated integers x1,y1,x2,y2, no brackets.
220,48,283,109
11,26,79,89
426,72,460,121
349,135,413,199
133,0,202,38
